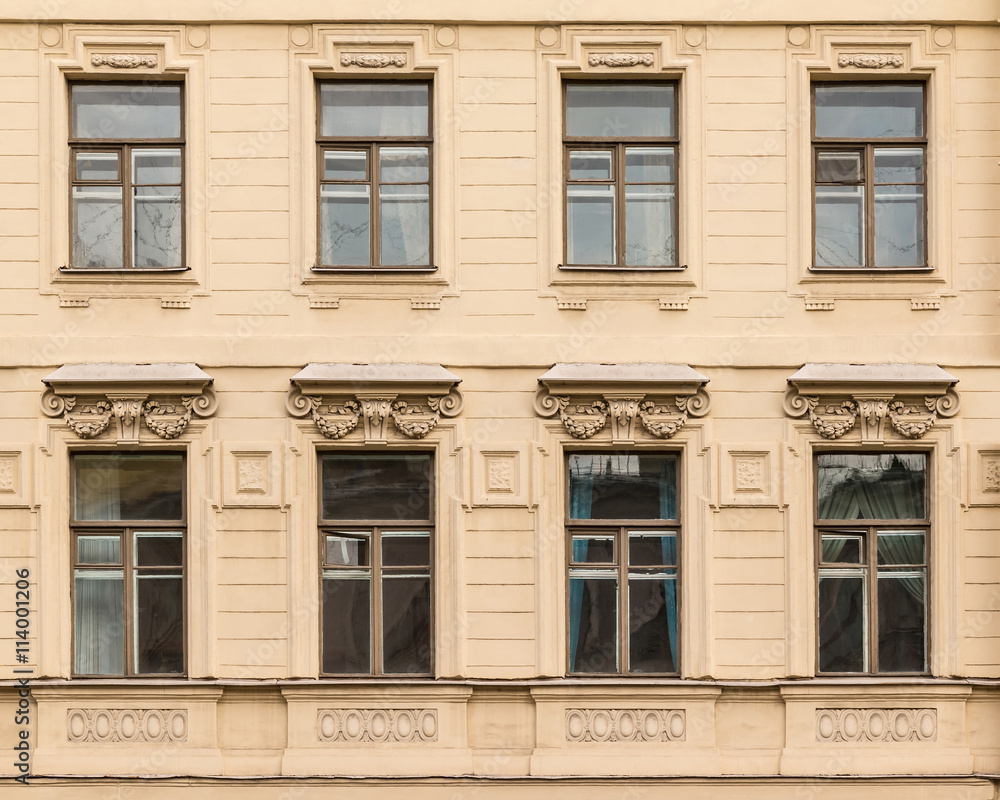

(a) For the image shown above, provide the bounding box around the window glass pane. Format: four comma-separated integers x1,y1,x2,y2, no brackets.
76,151,118,181
814,185,864,267
322,575,371,673
78,535,121,564
379,183,430,266
629,532,677,566
874,185,924,267
382,532,430,567
320,83,429,138
877,571,925,671
134,532,183,567
319,184,370,266
134,575,183,673
132,148,181,184
569,150,613,181
821,534,863,564
380,147,429,183
74,570,125,675
566,184,615,265
72,186,123,268
568,453,678,520
818,572,866,672
323,150,367,181
571,535,615,564
625,184,676,266
325,533,369,566
74,454,184,521
72,84,182,139
817,453,926,520
814,84,923,139
321,454,432,521
628,575,677,672
877,531,925,565
874,147,923,184
568,574,618,672
625,147,674,182
815,151,863,183
382,574,431,674
133,185,182,268
566,84,674,138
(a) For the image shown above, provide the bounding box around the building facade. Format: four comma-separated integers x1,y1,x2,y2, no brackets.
1,1,1000,797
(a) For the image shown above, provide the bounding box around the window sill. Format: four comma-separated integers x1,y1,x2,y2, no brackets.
60,266,191,274
311,266,439,274
807,266,935,275
559,264,687,272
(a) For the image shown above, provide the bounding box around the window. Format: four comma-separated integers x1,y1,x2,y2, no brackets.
69,83,184,270
316,82,432,269
319,454,433,675
567,452,679,674
816,452,928,674
812,83,927,270
563,82,678,269
71,453,185,676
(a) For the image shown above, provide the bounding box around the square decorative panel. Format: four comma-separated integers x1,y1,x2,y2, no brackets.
472,445,528,507
222,443,281,507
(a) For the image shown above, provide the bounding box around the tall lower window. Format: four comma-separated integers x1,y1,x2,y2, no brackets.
72,453,185,676
812,83,926,269
320,453,433,675
567,452,679,674
817,452,928,674
69,83,184,269
317,81,432,269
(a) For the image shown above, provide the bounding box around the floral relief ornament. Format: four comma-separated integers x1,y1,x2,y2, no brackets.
537,388,710,440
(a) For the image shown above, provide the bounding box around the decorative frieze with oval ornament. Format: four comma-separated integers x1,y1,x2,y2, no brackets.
565,708,685,743
287,363,463,444
67,708,188,743
815,708,936,743
41,363,217,444
783,363,959,445
535,363,710,443
317,708,438,743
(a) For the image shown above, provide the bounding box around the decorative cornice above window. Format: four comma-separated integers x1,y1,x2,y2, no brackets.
286,363,463,443
783,363,959,444
41,363,217,444
534,363,711,443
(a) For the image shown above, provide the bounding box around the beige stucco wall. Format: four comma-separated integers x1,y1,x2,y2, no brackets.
0,4,999,795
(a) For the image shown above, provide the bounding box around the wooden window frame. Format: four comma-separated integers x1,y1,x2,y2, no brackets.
811,81,928,272
565,451,681,676
314,79,434,272
317,452,435,677
69,452,187,678
66,82,186,272
561,80,680,272
814,451,930,676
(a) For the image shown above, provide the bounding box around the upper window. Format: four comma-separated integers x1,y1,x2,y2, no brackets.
69,83,184,270
319,453,433,676
316,82,432,270
563,82,678,270
567,452,679,675
816,452,928,674
812,83,926,270
71,453,185,676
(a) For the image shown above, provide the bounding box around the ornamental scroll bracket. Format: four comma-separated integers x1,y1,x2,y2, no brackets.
41,364,217,444
783,364,960,445
534,364,711,443
287,363,463,443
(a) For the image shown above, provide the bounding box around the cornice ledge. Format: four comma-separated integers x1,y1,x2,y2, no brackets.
287,362,463,442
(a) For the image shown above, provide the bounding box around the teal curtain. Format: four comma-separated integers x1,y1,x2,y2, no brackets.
659,463,678,667
568,475,593,669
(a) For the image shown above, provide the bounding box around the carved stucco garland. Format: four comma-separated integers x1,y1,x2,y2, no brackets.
837,53,904,69
91,53,158,69
340,53,406,68
588,53,655,67
783,387,959,441
535,388,710,440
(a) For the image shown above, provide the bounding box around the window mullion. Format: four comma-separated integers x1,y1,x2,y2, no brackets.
122,144,132,269
371,144,379,267
616,145,625,267
866,144,875,268
868,525,878,673
619,526,628,674
124,526,134,675
372,525,382,675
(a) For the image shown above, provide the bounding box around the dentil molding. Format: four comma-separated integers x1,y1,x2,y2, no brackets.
783,363,959,444
535,363,710,442
287,363,463,443
41,363,217,443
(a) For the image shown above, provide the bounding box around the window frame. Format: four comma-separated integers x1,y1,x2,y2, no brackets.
564,450,682,676
66,81,186,272
813,450,931,676
69,451,187,678
561,79,681,272
316,451,435,677
314,79,435,272
810,80,929,273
